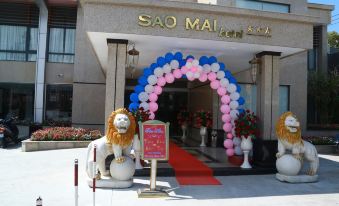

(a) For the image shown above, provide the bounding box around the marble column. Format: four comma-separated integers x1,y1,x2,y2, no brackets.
256,51,281,140
105,39,128,130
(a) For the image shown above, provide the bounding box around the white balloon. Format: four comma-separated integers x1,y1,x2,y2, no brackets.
186,71,194,78
139,102,149,111
163,64,171,74
230,109,239,119
203,64,211,73
220,78,229,88
138,92,149,102
230,101,239,110
145,84,154,93
170,60,179,69
227,83,237,93
231,119,236,126
230,92,240,101
147,75,157,85
217,71,225,79
193,72,200,78
154,67,163,77
211,63,220,72
198,65,203,73
186,62,192,69
192,59,199,67
233,137,241,146
231,128,236,136
234,146,243,155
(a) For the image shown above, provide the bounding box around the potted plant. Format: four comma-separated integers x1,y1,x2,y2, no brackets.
194,110,212,147
177,109,192,142
235,109,259,169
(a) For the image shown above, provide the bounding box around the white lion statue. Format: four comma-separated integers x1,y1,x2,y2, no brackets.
275,112,319,179
86,108,140,183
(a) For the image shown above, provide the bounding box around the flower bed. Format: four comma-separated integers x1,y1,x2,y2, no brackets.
31,127,102,141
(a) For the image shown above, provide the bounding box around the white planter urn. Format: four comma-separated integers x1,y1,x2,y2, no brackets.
181,123,187,143
200,126,207,147
240,136,253,169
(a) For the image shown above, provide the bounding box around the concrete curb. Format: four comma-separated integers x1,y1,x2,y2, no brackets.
21,140,91,152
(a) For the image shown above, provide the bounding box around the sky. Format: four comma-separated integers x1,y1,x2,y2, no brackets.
308,0,338,32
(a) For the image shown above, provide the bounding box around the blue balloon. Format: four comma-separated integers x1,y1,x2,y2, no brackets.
186,55,194,60
130,93,139,102
143,68,152,76
236,84,241,92
238,108,245,114
157,57,166,67
134,85,144,94
128,103,139,112
208,56,217,64
229,77,237,84
174,52,183,60
179,59,186,67
219,62,225,70
138,76,148,86
238,97,245,105
165,53,174,62
199,56,209,65
182,74,187,79
224,70,232,79
150,63,158,71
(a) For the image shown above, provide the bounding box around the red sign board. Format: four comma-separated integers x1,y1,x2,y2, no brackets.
140,121,169,160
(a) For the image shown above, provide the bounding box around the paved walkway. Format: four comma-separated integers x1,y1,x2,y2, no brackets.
0,146,339,206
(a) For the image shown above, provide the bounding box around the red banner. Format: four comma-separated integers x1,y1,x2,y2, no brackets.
142,124,167,160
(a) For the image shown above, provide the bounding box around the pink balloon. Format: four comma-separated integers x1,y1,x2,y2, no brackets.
224,139,234,149
217,87,226,96
221,95,231,104
210,80,220,89
220,104,230,114
157,77,166,87
165,73,175,83
223,123,232,132
153,86,162,95
149,112,155,120
208,72,217,81
149,93,158,102
199,73,208,82
181,66,188,74
173,69,182,79
187,75,195,81
227,133,233,139
191,66,198,73
222,114,231,123
226,148,235,156
187,58,193,62
149,102,158,112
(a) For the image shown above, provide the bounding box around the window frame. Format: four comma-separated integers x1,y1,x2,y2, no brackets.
235,0,290,13
47,26,76,64
0,24,38,62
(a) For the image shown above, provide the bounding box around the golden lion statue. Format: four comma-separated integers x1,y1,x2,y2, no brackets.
276,112,319,176
86,108,139,179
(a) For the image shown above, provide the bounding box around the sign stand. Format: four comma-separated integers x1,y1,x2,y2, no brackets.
137,120,170,198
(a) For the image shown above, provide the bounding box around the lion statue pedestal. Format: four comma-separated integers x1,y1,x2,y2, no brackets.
86,108,140,189
275,112,319,183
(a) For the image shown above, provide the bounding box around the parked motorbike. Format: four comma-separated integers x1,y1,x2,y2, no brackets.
0,116,19,148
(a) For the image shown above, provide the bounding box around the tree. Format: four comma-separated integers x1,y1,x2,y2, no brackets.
328,31,339,48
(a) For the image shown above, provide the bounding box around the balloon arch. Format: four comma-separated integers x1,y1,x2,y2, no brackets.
128,52,245,157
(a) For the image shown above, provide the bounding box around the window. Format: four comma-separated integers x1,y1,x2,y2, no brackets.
0,3,39,62
47,6,77,64
45,85,73,122
307,49,317,71
0,83,34,121
48,28,75,63
235,0,290,13
279,85,290,115
239,83,257,114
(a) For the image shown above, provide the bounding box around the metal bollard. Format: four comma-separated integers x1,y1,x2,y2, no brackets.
36,196,42,206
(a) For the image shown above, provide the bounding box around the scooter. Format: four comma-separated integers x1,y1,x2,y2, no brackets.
0,116,19,148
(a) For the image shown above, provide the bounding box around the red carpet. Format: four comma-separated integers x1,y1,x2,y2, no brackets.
168,142,221,185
